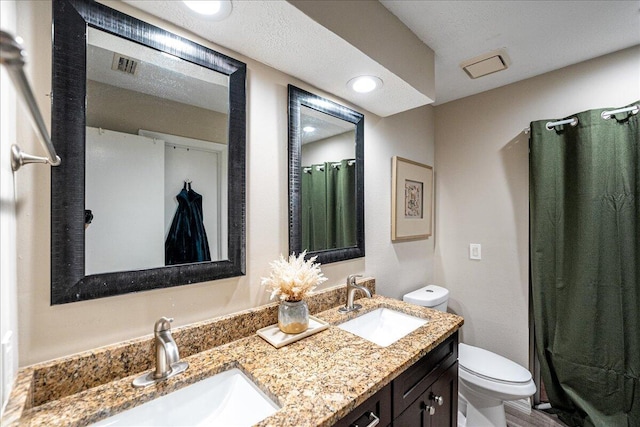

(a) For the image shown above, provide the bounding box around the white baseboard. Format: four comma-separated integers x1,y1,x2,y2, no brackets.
504,398,532,415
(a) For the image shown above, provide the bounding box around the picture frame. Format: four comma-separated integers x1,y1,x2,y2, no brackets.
391,156,433,241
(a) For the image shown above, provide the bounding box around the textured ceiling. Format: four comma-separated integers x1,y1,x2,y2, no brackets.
88,28,229,113
121,0,640,112
380,0,640,104
301,105,355,145
122,0,430,117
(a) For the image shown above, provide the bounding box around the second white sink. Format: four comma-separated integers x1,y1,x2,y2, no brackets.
338,308,428,347
92,368,279,426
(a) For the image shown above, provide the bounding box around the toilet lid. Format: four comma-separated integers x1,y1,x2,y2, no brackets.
459,343,532,384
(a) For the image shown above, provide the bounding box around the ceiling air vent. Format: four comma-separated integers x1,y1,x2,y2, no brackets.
460,49,510,79
111,53,138,75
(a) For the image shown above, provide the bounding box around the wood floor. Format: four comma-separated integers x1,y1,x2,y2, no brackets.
505,406,569,427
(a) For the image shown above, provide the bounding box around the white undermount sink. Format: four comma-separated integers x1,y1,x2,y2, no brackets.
338,307,428,347
92,368,280,426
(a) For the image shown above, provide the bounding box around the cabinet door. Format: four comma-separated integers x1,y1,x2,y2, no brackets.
392,332,458,416
393,393,430,427
393,362,458,427
429,362,458,427
333,382,392,427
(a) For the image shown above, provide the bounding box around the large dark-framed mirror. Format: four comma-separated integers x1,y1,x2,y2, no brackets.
288,85,364,264
51,0,246,304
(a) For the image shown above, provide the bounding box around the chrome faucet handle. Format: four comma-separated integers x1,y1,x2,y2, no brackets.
154,317,173,332
347,274,363,285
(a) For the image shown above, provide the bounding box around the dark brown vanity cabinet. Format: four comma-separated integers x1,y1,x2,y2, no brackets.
333,382,393,427
393,362,458,427
334,332,458,427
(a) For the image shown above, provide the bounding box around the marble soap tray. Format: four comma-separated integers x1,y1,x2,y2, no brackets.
257,316,329,348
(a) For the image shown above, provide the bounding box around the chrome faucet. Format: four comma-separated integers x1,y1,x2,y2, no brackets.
133,317,189,388
339,274,372,313
153,317,180,379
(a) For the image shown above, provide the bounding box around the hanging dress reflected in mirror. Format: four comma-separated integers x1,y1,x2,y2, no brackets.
165,181,211,265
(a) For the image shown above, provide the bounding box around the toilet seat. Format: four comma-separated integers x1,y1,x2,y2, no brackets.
459,343,532,384
458,343,536,402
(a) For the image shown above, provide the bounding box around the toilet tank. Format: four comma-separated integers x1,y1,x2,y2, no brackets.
403,285,449,312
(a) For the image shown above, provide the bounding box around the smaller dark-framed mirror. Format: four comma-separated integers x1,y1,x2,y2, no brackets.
51,0,246,304
288,85,365,263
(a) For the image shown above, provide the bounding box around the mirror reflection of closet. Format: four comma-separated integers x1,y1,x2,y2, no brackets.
51,0,246,304
85,28,229,275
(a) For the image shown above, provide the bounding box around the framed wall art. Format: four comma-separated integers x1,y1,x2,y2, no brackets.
391,156,433,241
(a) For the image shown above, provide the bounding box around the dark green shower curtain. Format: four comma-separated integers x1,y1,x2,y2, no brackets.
302,164,328,251
302,159,356,251
530,102,639,426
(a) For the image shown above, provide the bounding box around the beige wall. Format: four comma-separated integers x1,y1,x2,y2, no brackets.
14,1,435,366
434,45,640,367
87,81,229,144
301,131,355,165
289,0,435,102
1,0,19,410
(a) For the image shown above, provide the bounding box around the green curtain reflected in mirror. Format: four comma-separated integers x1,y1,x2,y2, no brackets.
302,159,356,251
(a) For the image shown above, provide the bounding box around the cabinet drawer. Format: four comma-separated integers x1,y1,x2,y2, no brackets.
392,331,458,416
333,382,392,427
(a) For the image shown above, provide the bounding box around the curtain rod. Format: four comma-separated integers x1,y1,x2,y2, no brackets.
303,159,356,173
522,117,578,134
1,30,61,171
545,117,578,130
601,104,639,120
523,104,639,134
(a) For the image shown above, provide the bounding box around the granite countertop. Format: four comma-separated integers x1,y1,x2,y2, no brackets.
3,281,463,427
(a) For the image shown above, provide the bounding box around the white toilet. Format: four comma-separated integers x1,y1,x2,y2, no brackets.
403,285,536,427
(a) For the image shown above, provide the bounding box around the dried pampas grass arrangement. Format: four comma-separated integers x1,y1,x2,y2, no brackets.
261,251,328,302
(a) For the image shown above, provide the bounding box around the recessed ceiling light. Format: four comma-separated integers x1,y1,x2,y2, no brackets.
348,76,383,93
183,1,232,20
303,126,316,133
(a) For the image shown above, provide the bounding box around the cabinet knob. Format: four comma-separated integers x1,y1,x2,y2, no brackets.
432,394,444,406
420,401,436,415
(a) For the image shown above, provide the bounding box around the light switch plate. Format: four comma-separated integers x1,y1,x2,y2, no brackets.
470,243,482,260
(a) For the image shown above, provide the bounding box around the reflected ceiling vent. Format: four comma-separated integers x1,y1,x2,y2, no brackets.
460,49,509,79
111,53,138,75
